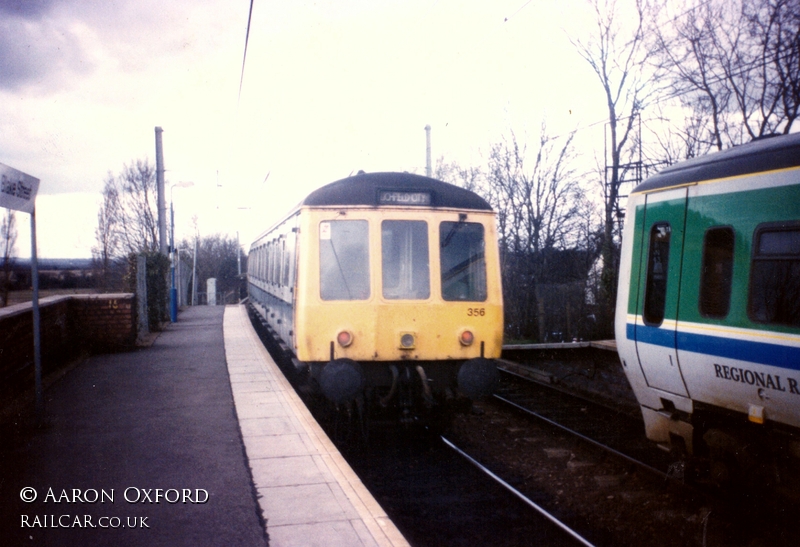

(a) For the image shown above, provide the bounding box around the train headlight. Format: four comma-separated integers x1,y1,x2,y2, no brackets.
399,333,415,349
337,330,354,348
459,330,475,346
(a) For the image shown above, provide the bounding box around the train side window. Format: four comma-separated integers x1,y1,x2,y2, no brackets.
319,220,370,300
267,243,273,283
381,220,430,300
282,238,291,287
699,227,734,319
748,223,800,327
440,221,487,302
643,223,671,325
276,239,284,286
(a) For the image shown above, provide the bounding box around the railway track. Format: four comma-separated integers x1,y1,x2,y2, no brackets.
493,366,679,480
456,362,795,547
334,430,598,547
250,311,597,546
441,435,595,547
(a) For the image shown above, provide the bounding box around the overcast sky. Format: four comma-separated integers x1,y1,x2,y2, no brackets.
1,0,611,258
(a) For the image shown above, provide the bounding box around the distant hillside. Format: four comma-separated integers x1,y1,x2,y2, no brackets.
11,258,94,270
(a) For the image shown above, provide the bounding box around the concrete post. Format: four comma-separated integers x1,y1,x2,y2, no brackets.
425,124,432,177
207,278,217,306
137,254,149,337
155,127,166,255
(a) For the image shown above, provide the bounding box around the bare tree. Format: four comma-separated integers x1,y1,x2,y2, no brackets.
653,1,735,150
91,175,122,290
571,0,662,336
655,0,800,151
645,105,712,164
92,158,159,260
0,208,16,307
739,0,800,136
116,159,159,254
482,125,587,340
434,156,483,193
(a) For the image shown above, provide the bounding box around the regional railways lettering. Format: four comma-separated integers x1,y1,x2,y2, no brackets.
713,364,800,395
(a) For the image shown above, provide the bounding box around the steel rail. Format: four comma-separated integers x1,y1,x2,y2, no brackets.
492,393,669,480
441,436,596,547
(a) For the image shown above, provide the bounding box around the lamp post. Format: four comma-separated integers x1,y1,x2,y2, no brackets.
170,181,194,322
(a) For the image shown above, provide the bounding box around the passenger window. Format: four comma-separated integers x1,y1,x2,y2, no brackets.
319,220,370,300
381,220,430,300
282,238,291,287
643,223,671,325
699,227,734,318
440,221,487,302
748,223,800,327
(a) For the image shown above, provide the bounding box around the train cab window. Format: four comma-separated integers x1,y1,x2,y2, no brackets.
699,227,734,319
381,220,430,300
440,221,487,302
643,223,671,325
748,223,800,327
319,220,370,300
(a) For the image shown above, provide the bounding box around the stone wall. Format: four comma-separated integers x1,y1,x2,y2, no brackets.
0,293,136,403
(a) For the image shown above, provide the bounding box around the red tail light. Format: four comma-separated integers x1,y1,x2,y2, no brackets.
337,330,353,347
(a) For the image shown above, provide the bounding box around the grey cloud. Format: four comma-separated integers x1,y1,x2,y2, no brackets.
0,0,56,18
0,7,94,91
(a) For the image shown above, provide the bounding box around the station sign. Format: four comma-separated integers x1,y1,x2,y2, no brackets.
377,190,432,206
0,162,39,214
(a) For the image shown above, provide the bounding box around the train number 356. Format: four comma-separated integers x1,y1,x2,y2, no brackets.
467,308,486,317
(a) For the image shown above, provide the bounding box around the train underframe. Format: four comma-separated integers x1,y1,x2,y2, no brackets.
297,357,497,436
647,401,800,499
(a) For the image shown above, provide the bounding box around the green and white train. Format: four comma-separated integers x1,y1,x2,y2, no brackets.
615,132,800,490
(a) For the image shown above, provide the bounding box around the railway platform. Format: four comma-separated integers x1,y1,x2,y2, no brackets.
0,305,409,547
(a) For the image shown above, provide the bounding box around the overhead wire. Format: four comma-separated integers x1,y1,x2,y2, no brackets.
238,0,256,106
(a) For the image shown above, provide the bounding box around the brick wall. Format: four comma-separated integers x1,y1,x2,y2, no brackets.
69,294,136,354
0,293,136,403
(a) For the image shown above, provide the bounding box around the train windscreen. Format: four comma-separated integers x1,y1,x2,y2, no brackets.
439,221,487,302
319,220,370,300
381,220,430,300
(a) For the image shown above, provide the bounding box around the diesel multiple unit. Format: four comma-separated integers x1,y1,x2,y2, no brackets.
248,172,504,426
615,132,800,490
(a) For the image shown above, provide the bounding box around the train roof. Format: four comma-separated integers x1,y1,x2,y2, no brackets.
633,131,800,194
301,171,492,211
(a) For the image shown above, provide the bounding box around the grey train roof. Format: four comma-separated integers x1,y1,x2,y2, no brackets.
633,131,800,194
301,172,493,211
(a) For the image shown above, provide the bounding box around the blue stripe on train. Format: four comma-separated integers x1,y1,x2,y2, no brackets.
626,323,800,372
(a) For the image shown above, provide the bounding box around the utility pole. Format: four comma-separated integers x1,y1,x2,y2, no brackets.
425,125,432,177
155,127,167,255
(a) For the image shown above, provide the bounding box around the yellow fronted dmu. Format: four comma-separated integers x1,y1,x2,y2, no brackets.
248,172,504,428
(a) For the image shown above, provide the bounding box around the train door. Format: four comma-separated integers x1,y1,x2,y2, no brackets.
632,187,689,397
